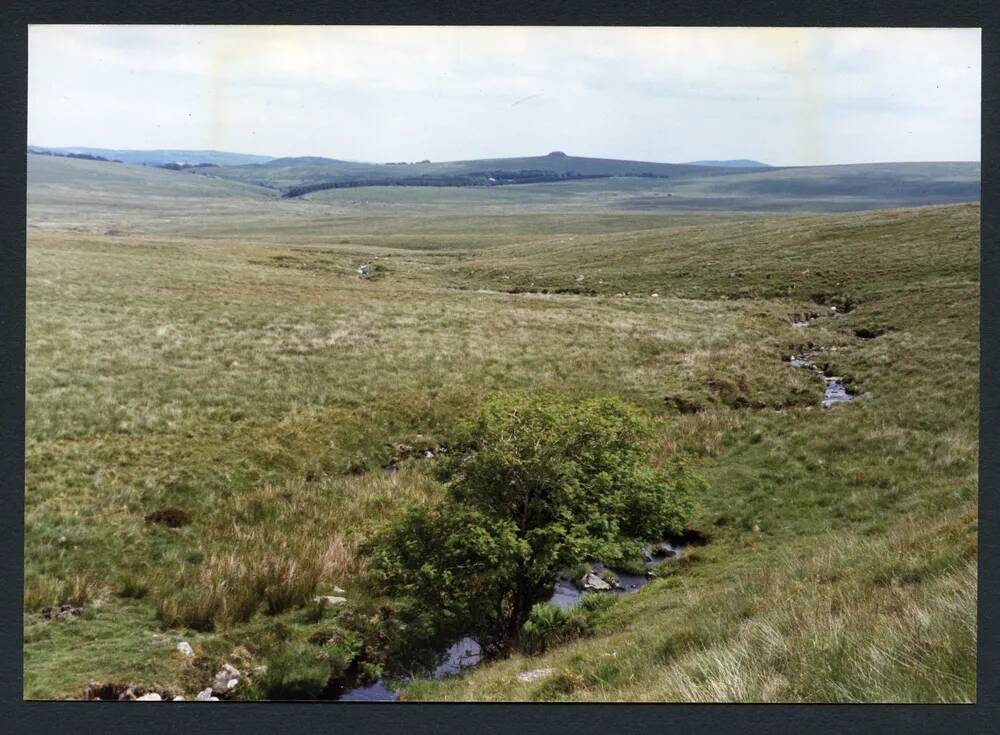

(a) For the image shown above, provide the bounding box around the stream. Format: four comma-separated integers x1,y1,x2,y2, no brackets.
788,318,855,408
335,540,688,700
338,313,853,700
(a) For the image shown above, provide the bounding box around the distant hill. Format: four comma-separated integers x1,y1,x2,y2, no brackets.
27,153,981,217
190,153,757,196
27,153,277,202
687,159,771,168
28,146,274,167
612,161,981,212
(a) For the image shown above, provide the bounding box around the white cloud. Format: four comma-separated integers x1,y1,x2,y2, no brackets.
28,25,980,164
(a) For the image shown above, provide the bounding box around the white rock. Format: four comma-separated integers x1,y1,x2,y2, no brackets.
176,641,195,657
331,586,346,594
196,688,216,701
517,668,555,682
172,696,185,701
136,693,162,701
581,572,612,591
313,595,347,606
212,664,241,694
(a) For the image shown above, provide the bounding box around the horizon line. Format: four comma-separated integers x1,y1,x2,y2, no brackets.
25,144,982,169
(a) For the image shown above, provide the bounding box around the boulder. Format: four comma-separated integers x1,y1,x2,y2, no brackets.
176,641,195,657
211,664,240,694
581,572,611,591
313,595,347,606
136,693,162,701
653,542,677,558
197,688,218,701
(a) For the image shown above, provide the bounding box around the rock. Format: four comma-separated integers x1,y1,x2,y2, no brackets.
172,696,185,701
313,595,347,606
651,293,659,298
176,641,195,657
653,542,677,558
119,687,137,701
41,604,82,620
576,274,585,282
581,572,611,591
211,664,240,694
331,586,346,594
136,693,162,701
517,668,555,682
197,688,218,701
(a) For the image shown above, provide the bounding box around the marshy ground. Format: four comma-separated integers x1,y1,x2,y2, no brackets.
24,156,978,701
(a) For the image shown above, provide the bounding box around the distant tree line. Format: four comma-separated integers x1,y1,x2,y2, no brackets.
152,162,220,170
282,170,615,198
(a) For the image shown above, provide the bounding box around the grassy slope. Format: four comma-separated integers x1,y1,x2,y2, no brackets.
194,155,979,213
190,153,737,190
24,157,978,701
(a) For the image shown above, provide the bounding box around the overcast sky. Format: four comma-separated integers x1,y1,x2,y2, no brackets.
28,26,980,166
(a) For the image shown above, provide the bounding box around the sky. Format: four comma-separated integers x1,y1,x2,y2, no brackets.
28,26,981,166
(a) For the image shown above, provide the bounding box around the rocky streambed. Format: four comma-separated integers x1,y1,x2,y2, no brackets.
335,536,697,701
787,315,858,408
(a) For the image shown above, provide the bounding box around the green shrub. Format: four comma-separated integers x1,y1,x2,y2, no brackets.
578,592,616,616
368,392,700,655
521,602,587,655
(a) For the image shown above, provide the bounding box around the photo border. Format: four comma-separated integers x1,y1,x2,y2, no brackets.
1,1,995,732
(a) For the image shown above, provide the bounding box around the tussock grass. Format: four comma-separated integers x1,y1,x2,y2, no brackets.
149,470,443,630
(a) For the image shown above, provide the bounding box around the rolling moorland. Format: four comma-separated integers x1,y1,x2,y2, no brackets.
24,153,979,701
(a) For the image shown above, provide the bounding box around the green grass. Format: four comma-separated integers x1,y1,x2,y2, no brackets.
24,156,978,701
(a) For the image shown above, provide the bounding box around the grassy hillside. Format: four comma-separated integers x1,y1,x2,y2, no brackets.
193,155,979,212
28,147,274,166
189,152,736,192
632,162,981,212
23,155,978,704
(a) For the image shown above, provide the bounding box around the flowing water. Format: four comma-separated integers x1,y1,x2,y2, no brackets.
789,319,856,408
335,541,686,700
336,636,483,701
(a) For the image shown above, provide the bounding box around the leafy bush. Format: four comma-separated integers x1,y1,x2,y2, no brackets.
367,392,700,655
579,591,616,616
521,603,587,654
